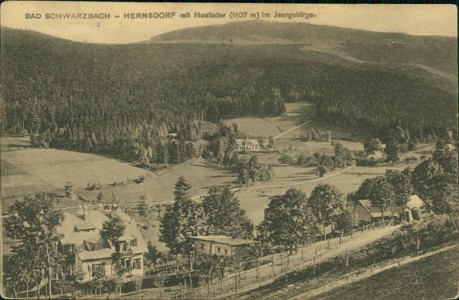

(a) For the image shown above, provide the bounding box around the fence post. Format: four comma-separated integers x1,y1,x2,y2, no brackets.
235,274,238,295
416,232,420,251
208,276,211,298
201,280,204,298
313,254,316,276
280,253,284,273
351,229,354,238
327,238,330,250
340,231,343,244
257,262,261,287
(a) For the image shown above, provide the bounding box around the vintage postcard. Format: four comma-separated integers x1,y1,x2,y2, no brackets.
1,2,458,299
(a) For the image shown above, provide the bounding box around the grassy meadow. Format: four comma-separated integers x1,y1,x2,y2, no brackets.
310,246,459,300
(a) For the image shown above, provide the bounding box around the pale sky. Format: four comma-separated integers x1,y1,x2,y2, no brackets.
1,2,457,44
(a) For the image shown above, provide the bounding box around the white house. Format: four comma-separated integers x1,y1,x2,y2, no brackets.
57,206,148,282
235,139,260,152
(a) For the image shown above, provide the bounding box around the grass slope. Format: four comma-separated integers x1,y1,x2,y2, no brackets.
310,246,459,300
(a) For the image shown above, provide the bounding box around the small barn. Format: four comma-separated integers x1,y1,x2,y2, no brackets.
403,195,425,223
353,200,401,225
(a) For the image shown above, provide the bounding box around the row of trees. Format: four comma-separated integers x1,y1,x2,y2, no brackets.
159,177,352,260
258,186,353,254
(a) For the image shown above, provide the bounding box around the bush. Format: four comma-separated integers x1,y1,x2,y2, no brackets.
403,156,418,163
202,148,213,159
278,154,293,164
134,175,145,184
86,182,102,191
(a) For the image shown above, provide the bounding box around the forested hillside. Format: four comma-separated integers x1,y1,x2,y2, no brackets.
1,22,457,165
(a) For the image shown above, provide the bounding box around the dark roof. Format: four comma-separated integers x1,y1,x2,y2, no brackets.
358,200,402,218
74,222,96,231
192,235,255,246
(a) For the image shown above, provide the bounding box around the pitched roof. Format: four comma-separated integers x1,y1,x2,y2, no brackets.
192,235,255,246
406,195,424,210
357,200,402,218
57,209,148,261
235,139,260,146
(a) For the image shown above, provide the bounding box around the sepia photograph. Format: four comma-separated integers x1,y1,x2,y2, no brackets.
1,2,458,299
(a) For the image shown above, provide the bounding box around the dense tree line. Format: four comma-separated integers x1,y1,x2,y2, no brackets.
2,28,456,165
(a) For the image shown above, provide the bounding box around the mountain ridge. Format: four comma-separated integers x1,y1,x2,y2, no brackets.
1,23,456,162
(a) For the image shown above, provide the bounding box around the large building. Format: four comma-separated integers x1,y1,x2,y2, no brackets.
57,205,148,282
192,235,256,257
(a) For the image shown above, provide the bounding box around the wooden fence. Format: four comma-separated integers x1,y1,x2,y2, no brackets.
126,220,396,299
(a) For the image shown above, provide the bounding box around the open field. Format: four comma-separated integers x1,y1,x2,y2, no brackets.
224,102,363,160
309,245,459,300
1,138,236,206
80,158,236,204
223,102,315,138
1,148,148,190
236,169,377,225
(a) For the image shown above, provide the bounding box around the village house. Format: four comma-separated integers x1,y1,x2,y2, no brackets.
57,205,148,282
192,235,256,257
353,195,425,225
235,139,260,152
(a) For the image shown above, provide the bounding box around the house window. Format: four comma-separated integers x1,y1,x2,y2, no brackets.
86,241,99,251
91,263,105,277
217,247,221,253
125,259,132,271
201,244,205,250
116,242,128,252
225,249,228,255
64,244,74,254
132,258,142,270
131,239,137,247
